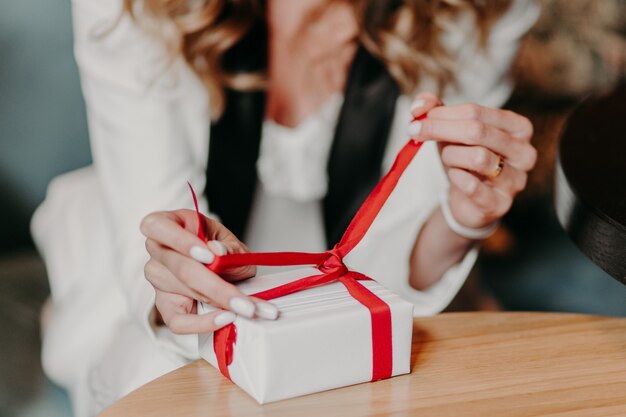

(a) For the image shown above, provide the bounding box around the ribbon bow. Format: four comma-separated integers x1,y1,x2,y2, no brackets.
191,139,424,382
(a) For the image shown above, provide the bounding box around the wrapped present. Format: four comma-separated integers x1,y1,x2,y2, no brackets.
199,268,413,404
198,268,414,403
194,138,425,404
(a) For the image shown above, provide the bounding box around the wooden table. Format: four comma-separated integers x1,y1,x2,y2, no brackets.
99,312,626,417
555,85,626,284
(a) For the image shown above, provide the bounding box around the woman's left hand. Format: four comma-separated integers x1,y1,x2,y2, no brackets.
407,92,536,230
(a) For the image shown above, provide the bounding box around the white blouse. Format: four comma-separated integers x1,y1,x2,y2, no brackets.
31,1,539,415
247,93,342,256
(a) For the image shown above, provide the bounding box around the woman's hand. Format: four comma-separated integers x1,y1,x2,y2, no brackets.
140,209,278,335
407,92,536,230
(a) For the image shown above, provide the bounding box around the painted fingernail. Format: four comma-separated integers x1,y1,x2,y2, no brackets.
255,301,279,320
208,240,227,256
407,120,422,137
190,246,215,264
214,311,236,327
449,170,478,194
410,99,425,112
229,297,256,319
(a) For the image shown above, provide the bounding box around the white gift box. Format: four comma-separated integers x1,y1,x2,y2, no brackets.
198,267,414,404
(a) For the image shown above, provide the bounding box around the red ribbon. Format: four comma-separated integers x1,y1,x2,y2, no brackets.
191,138,424,382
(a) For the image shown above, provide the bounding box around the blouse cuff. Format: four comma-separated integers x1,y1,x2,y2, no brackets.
399,244,480,317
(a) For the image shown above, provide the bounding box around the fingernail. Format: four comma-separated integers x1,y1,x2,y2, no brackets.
407,120,422,137
410,99,425,112
214,311,236,327
190,246,215,264
229,297,255,319
449,170,477,194
208,240,227,256
255,301,279,320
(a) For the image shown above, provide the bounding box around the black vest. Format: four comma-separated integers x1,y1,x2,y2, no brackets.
206,23,400,248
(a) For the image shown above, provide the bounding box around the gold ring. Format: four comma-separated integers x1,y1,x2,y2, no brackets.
487,155,505,180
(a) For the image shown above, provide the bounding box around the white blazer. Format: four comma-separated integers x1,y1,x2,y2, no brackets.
31,0,538,415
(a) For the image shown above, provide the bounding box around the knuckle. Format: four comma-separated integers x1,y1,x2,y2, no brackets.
473,148,492,172
154,291,170,310
440,145,453,162
144,260,158,281
161,312,180,334
168,317,184,334
467,180,480,198
140,212,162,236
465,104,483,120
230,240,250,255
505,111,533,140
177,208,195,217
460,176,480,198
466,121,486,142
524,146,538,170
521,116,534,139
145,238,158,255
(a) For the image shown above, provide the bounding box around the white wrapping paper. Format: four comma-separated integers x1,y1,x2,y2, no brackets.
198,267,414,404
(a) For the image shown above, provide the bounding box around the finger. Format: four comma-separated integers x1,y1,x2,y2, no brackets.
156,292,237,334
147,241,277,319
409,92,443,118
446,187,495,230
144,257,198,299
441,145,503,178
427,104,533,141
447,168,512,219
197,241,274,319
200,239,257,282
141,211,255,280
149,264,277,321
141,211,210,259
146,240,258,317
408,119,536,171
168,310,237,334
206,294,278,320
441,144,529,195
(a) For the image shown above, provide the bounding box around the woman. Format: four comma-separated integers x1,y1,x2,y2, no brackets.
32,0,538,415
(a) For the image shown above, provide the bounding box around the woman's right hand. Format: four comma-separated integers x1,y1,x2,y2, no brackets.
140,209,279,335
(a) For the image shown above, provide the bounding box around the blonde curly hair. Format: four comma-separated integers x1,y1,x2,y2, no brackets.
124,0,512,118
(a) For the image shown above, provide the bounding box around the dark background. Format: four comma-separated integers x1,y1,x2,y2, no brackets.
1,1,624,416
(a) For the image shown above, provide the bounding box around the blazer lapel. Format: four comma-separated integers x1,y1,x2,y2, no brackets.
323,47,400,246
206,21,267,239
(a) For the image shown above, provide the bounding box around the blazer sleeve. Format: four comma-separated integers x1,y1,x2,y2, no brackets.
71,0,210,357
445,0,540,107
349,0,539,316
